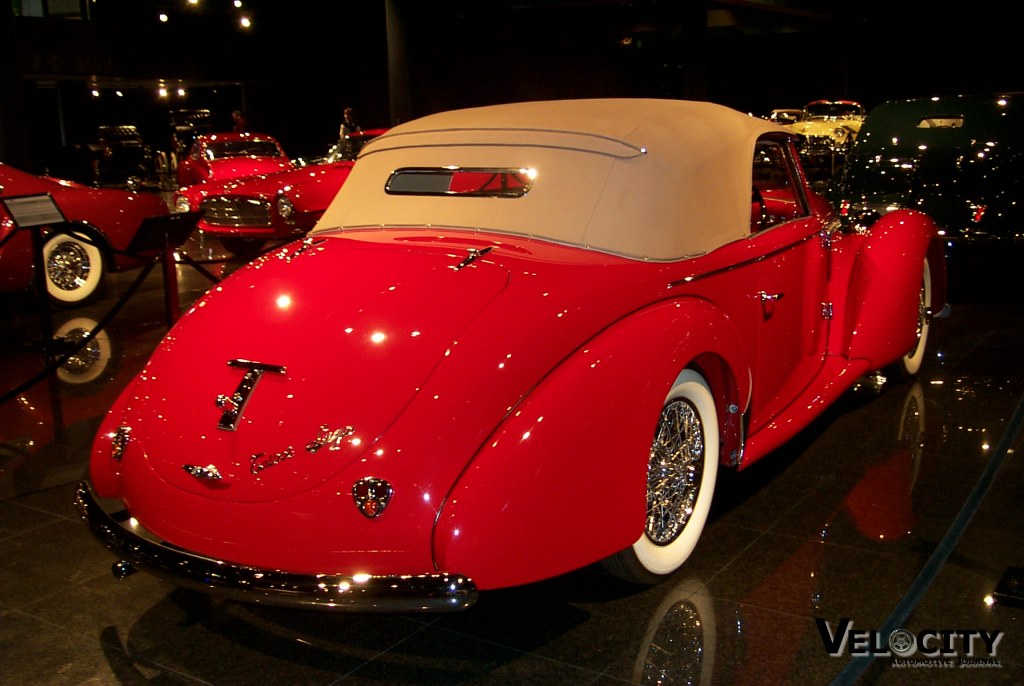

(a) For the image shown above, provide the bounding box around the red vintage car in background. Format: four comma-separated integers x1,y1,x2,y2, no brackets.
0,163,169,306
173,129,386,255
78,99,945,611
175,132,292,188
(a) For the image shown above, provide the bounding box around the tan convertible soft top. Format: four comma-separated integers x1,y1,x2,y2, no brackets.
315,98,791,260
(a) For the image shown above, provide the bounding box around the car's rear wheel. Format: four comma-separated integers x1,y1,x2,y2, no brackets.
43,230,106,307
889,258,932,379
603,369,719,584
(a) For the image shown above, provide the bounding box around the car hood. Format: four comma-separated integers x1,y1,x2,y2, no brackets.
792,119,862,135
208,157,292,181
180,163,353,214
212,161,353,199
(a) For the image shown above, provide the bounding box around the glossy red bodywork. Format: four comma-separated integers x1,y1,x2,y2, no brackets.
0,163,169,293
176,160,354,241
175,133,293,188
174,130,387,242
90,206,940,589
86,101,946,597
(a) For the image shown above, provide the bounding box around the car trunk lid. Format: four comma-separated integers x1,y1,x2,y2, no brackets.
121,235,510,502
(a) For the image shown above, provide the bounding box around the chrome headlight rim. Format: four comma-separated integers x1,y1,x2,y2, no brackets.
276,194,295,220
173,195,192,214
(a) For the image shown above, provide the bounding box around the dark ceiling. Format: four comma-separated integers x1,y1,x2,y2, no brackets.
3,0,1020,172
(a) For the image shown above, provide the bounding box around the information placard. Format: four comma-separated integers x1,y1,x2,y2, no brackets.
1,194,66,228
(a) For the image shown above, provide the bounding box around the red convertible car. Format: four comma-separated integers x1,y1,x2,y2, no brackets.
175,132,292,188
77,99,945,611
173,129,387,255
1,163,169,306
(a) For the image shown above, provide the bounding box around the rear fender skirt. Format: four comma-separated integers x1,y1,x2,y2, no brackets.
840,209,938,368
433,298,749,590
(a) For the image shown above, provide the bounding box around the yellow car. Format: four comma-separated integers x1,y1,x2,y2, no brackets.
788,99,865,156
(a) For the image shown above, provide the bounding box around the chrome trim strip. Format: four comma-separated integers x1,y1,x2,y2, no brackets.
362,126,648,159
74,481,478,613
216,359,286,431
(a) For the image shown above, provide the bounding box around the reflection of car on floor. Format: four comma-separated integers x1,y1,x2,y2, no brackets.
830,93,1023,295
787,99,866,157
175,132,293,188
0,313,143,497
173,129,387,256
0,163,170,306
77,99,945,612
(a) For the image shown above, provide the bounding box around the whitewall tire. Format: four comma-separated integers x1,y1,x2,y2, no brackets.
43,230,106,306
603,369,719,584
891,258,932,379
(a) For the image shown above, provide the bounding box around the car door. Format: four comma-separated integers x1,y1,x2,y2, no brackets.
745,137,831,432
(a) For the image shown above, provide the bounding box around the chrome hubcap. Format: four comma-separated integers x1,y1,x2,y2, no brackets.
645,398,704,545
58,327,101,377
47,241,91,291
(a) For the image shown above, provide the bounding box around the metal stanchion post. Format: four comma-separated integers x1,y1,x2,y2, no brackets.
162,242,181,327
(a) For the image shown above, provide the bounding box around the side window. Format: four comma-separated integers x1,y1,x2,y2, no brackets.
751,139,808,231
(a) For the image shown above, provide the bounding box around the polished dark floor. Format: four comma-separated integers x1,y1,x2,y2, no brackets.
1,236,1022,685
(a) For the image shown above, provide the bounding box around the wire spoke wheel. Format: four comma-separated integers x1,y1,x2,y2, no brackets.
47,240,92,291
646,399,704,545
43,232,105,306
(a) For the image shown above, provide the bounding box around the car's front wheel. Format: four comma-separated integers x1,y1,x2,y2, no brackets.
888,258,932,379
603,369,719,584
43,229,106,307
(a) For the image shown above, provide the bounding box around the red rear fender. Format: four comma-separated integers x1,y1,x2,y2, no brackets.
433,298,750,590
841,209,939,368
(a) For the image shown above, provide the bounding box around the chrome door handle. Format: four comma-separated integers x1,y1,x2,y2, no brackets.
759,291,784,302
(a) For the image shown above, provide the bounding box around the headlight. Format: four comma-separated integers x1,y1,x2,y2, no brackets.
173,195,191,213
276,194,295,219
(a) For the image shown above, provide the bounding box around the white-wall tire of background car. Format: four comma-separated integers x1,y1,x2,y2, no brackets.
43,229,105,306
53,316,112,385
603,369,719,583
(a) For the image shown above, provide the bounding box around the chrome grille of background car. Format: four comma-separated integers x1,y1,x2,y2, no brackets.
801,135,838,155
200,196,273,227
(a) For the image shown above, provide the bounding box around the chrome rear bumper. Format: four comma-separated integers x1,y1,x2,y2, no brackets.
74,481,478,612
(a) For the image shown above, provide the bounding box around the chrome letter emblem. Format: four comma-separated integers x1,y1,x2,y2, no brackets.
352,477,393,518
305,425,355,453
215,359,286,431
183,464,223,480
250,447,296,475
